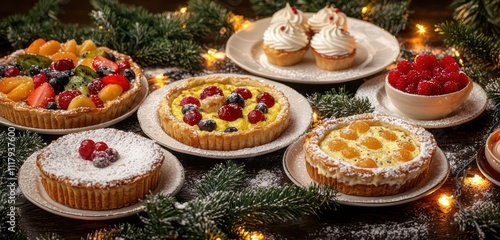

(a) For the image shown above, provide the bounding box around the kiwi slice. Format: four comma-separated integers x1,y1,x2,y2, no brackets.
74,65,99,82
16,54,52,70
65,75,91,96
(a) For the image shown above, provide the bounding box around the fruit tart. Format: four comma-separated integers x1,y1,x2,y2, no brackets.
0,38,143,129
36,128,164,210
158,75,290,151
302,113,437,196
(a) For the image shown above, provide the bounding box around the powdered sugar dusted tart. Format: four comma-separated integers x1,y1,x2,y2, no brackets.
0,42,143,129
158,75,290,151
36,128,164,210
302,113,437,196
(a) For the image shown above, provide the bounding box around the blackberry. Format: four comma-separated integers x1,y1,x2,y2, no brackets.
224,126,238,133
105,148,120,162
198,119,216,132
226,92,245,107
93,155,111,168
255,102,268,113
181,104,198,114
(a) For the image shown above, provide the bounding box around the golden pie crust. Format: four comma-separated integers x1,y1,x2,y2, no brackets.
158,75,290,151
303,113,436,196
261,42,309,66
36,128,164,210
0,47,143,129
311,48,356,71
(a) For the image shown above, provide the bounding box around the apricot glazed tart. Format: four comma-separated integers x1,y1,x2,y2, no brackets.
36,128,164,210
302,114,437,196
158,75,290,151
0,38,143,129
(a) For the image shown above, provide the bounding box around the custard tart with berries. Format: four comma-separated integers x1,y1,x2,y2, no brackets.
36,128,164,210
302,114,437,196
0,38,143,129
158,75,290,151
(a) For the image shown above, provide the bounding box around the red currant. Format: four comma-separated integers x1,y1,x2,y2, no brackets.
233,88,252,100
50,59,74,71
218,103,243,121
79,139,95,160
256,92,275,108
94,141,109,151
4,66,20,77
33,73,48,89
180,96,201,106
248,109,266,123
200,86,223,100
183,109,202,126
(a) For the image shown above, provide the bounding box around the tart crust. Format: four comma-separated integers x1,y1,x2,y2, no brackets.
311,48,356,71
302,113,436,196
158,75,290,151
261,42,309,66
36,128,164,210
0,47,143,129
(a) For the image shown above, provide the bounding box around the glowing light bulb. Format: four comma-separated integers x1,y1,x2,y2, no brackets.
438,194,453,208
180,7,187,13
362,7,368,14
416,24,426,35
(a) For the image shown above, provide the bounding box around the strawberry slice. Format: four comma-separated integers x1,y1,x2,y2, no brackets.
102,74,130,91
92,56,118,72
26,82,55,108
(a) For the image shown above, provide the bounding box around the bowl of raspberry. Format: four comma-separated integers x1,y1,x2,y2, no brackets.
385,54,473,120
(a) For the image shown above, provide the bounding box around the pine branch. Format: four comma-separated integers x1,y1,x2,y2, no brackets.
187,0,234,41
141,194,180,239
195,161,247,197
436,21,500,82
306,86,374,119
451,0,500,36
455,202,500,239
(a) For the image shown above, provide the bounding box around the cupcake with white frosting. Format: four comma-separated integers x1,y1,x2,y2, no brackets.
308,5,348,35
310,23,356,71
261,20,309,66
270,3,308,33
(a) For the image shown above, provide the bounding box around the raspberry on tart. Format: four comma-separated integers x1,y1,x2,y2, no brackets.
158,75,290,151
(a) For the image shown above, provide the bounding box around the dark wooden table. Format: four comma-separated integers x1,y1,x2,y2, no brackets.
3,0,496,239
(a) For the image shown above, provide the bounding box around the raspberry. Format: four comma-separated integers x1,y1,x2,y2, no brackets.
183,109,202,126
443,81,459,94
439,55,456,67
396,60,412,74
387,70,401,87
92,151,111,168
90,95,104,108
180,96,201,107
50,59,74,71
415,54,438,71
417,81,433,96
458,72,470,89
94,141,109,151
419,70,432,81
444,61,460,73
233,88,252,100
404,83,418,94
88,78,105,95
256,92,275,108
200,86,223,100
448,72,460,84
105,148,120,162
406,70,420,85
218,103,243,121
394,75,408,91
4,66,20,77
58,90,82,110
248,109,266,123
79,139,95,160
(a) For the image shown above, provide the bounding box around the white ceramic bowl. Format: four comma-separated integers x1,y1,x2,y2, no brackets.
384,75,473,120
485,129,500,173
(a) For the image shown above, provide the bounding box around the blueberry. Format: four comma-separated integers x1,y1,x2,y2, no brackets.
226,92,245,107
0,65,6,77
181,104,198,114
29,65,42,76
45,102,58,110
56,72,70,85
120,69,136,82
198,119,216,132
255,102,268,113
96,66,115,77
49,78,64,94
224,126,238,133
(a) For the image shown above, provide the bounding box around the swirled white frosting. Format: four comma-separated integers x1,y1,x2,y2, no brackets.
270,3,307,28
310,24,356,56
308,5,348,33
263,20,309,52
